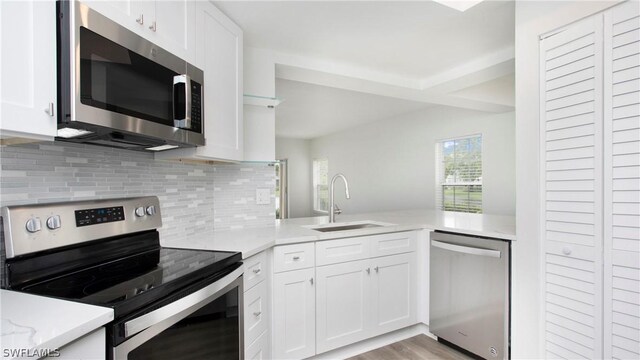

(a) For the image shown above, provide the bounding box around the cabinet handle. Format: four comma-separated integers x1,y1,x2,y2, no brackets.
252,268,261,274
44,103,54,117
149,21,157,32
310,277,314,285
253,311,262,317
292,256,300,261
366,267,370,274
136,14,144,25
562,247,572,256
374,266,379,273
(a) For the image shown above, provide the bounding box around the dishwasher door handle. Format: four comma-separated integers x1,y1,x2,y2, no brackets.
431,240,501,258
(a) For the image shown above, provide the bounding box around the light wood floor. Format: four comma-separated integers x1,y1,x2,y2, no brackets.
347,335,473,360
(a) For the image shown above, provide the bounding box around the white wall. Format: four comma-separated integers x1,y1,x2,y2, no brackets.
244,47,276,161
275,137,313,218
513,1,620,358
308,106,516,216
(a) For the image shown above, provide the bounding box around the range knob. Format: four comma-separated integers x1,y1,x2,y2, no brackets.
146,206,156,216
25,217,42,233
46,215,62,230
135,207,146,217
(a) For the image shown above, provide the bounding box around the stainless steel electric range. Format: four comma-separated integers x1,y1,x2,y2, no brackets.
1,197,244,359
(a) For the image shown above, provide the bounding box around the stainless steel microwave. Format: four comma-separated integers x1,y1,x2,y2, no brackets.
56,1,204,151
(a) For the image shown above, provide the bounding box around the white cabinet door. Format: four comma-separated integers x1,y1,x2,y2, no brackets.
82,0,149,36
540,14,604,359
195,0,243,161
316,259,372,353
273,268,315,360
370,253,417,336
603,2,640,359
154,0,195,62
0,0,57,140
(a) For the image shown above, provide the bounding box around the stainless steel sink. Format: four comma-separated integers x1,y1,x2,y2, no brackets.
312,223,383,232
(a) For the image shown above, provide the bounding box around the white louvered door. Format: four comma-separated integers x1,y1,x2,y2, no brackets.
541,2,640,359
540,14,604,359
603,1,640,359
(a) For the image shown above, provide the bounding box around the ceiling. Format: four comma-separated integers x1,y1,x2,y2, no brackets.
214,0,514,79
275,79,432,139
214,1,516,139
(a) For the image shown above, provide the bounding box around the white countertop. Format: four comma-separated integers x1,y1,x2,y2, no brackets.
162,209,515,259
0,290,113,359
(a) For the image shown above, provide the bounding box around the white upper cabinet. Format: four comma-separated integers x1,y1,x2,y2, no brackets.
157,0,243,162
0,0,57,140
154,1,196,62
83,0,195,62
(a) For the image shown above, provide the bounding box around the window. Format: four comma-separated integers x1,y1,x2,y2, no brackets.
313,159,329,213
436,135,482,213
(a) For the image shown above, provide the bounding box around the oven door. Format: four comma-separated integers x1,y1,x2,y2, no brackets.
59,1,204,147
113,266,244,359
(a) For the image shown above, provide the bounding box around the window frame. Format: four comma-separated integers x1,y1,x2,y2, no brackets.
312,158,329,214
435,134,483,214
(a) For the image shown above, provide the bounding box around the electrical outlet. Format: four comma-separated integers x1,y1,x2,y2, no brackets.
256,188,271,205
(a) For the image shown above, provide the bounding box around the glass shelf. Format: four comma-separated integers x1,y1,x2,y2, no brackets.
243,94,283,108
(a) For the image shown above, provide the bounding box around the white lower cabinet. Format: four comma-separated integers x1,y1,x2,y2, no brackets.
316,259,372,353
273,267,316,359
246,329,271,360
243,251,270,359
370,253,416,336
272,231,418,359
244,280,268,347
316,253,416,353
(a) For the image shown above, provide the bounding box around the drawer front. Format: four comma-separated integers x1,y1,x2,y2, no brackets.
244,280,268,346
316,237,371,266
273,243,315,273
244,251,267,292
370,231,417,257
246,329,270,360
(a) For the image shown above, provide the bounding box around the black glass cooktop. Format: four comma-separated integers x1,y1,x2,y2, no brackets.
19,247,241,318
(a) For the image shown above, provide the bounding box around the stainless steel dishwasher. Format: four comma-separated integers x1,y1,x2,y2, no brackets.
430,231,510,359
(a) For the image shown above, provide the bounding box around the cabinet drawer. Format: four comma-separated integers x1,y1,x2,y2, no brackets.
244,280,268,347
244,251,267,291
316,237,371,266
246,329,270,360
273,243,315,273
369,232,417,257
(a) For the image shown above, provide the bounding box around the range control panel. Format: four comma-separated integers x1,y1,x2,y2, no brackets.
75,206,125,227
1,196,162,259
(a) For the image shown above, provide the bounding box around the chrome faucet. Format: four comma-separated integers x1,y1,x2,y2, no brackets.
329,173,350,223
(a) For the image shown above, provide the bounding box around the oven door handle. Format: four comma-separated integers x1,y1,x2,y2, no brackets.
124,266,243,337
431,240,501,258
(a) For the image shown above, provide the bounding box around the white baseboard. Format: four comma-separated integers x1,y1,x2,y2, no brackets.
308,323,433,360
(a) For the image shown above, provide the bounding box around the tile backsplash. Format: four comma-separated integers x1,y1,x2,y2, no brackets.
0,142,276,241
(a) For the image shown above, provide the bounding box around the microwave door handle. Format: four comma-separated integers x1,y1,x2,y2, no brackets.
431,240,501,258
173,74,192,129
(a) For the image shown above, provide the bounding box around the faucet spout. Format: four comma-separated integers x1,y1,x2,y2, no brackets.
329,173,350,223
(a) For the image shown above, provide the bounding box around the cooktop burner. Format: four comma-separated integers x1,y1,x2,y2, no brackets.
19,247,240,318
